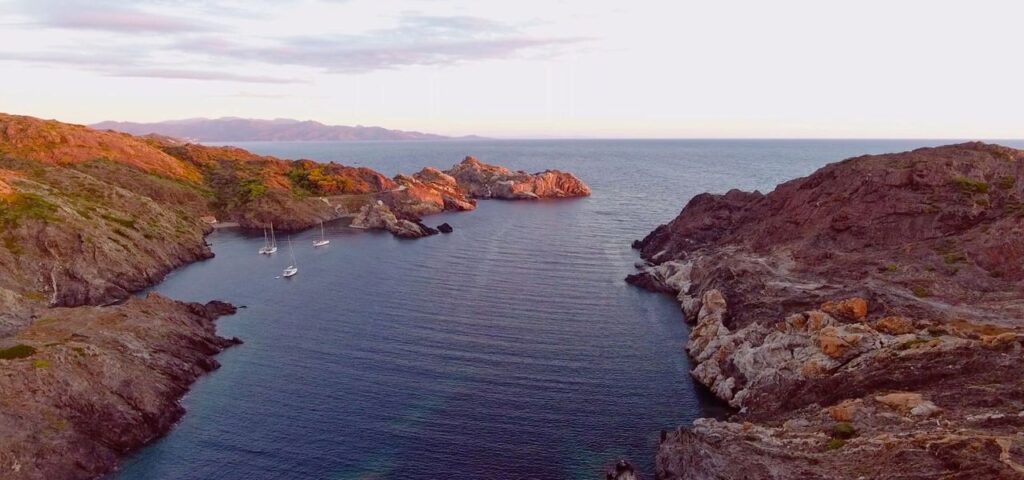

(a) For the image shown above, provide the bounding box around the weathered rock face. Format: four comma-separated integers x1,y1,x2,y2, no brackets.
384,168,477,218
628,143,1024,479
444,156,591,199
350,201,438,239
0,158,214,336
0,294,239,480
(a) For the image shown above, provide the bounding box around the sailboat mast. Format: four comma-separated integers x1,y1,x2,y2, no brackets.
289,237,297,266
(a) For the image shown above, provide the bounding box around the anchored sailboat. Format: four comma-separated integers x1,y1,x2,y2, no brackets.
259,223,278,255
313,221,330,247
282,237,298,277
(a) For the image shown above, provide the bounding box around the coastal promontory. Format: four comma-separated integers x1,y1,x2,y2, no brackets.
0,112,590,479
627,143,1024,479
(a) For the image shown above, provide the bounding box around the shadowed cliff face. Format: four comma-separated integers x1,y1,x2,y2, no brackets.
633,142,1024,327
627,143,1024,479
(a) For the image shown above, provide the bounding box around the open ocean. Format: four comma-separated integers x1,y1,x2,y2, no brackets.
112,139,1024,479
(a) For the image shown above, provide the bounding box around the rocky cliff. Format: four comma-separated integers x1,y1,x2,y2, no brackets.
445,156,592,199
627,143,1024,479
0,112,591,479
0,295,239,479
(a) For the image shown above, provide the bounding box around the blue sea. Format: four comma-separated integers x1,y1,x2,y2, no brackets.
112,139,1023,479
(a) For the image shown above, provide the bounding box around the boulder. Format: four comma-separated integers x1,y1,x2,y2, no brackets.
351,202,437,239
821,298,869,321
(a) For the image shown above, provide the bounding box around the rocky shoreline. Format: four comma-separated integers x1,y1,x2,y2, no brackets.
626,143,1024,479
0,296,241,479
0,112,590,479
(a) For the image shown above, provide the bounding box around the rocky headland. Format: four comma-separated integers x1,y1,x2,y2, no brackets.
446,155,592,199
626,143,1024,479
0,297,239,479
0,112,588,479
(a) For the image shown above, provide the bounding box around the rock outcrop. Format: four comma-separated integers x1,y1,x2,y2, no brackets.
0,158,214,336
385,167,476,217
0,294,239,480
628,143,1024,479
445,156,591,199
350,201,438,239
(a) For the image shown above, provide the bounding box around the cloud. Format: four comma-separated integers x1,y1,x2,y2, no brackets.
18,1,217,33
1,6,586,81
0,51,138,67
109,68,301,84
219,92,327,99
173,14,587,73
0,51,299,84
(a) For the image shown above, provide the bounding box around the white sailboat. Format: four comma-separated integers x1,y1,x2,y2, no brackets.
282,237,298,277
313,221,330,247
259,223,278,255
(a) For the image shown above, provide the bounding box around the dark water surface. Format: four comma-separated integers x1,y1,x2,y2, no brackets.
114,139,1021,479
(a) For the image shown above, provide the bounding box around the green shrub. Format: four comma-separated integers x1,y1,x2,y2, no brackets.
832,422,856,439
997,176,1016,190
239,178,268,201
101,213,136,229
826,438,846,450
0,192,58,228
898,337,930,350
0,344,36,359
32,359,50,369
912,286,930,298
952,177,989,195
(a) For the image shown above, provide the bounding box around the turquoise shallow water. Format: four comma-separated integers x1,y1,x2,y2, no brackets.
113,139,1024,479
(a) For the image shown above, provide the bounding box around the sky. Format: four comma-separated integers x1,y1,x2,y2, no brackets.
0,0,1022,138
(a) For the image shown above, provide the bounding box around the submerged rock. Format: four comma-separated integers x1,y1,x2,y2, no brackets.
437,223,453,233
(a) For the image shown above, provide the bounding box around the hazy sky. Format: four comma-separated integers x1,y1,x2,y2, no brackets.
1,0,1022,138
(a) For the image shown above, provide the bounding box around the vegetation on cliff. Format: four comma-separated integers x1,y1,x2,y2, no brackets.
0,112,590,480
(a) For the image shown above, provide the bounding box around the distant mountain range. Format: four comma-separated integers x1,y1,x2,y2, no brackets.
91,117,479,142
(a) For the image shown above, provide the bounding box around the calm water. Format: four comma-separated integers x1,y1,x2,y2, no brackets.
114,139,1020,480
